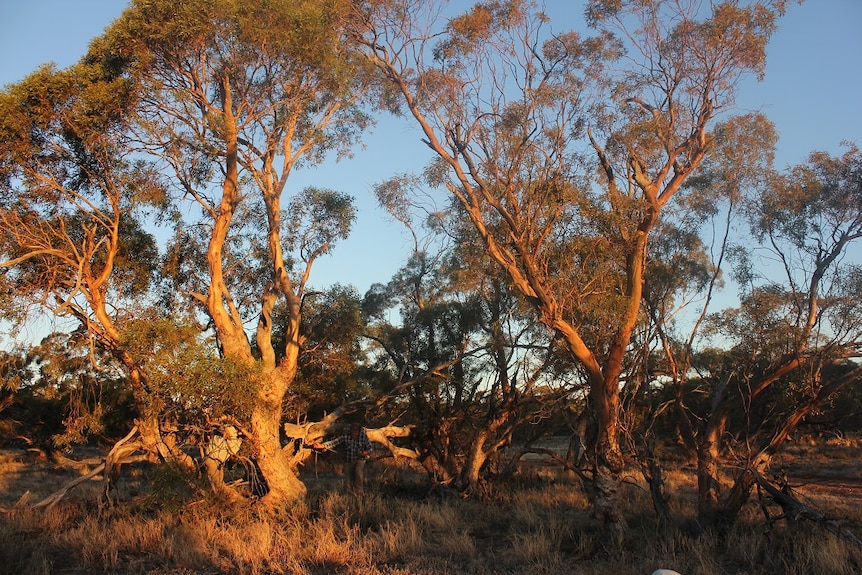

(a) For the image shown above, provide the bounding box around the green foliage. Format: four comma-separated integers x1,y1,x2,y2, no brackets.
121,319,258,420
0,333,136,447
434,0,525,61
727,144,862,348
0,53,138,189
0,349,26,396
145,460,206,511
268,284,371,416
683,112,778,214
286,187,357,263
753,144,862,249
0,52,164,339
646,221,715,312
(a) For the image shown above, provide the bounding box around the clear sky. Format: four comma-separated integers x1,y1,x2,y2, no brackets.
1,0,860,303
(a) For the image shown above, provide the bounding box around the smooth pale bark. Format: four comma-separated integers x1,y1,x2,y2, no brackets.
252,405,307,505
365,426,419,460
285,416,418,463
204,80,254,362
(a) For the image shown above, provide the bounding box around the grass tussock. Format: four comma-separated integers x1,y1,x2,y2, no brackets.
1,448,861,575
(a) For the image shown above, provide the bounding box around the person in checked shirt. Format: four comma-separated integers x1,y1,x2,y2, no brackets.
314,423,373,490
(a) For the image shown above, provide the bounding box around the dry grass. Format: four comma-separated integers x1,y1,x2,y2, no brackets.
1,444,861,575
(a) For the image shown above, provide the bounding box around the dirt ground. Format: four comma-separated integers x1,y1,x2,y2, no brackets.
2,434,861,511
0,447,108,508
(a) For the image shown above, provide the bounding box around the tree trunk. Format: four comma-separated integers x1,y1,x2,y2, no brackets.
590,465,625,536
460,431,490,494
252,401,306,506
696,421,724,528
251,362,306,506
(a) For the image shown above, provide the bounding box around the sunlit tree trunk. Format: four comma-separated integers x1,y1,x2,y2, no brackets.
252,288,307,505
251,371,307,504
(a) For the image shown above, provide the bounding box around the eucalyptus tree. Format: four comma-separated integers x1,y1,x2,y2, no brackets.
642,143,862,529
351,0,784,521
636,111,778,521
0,60,183,462
695,145,862,527
97,0,376,505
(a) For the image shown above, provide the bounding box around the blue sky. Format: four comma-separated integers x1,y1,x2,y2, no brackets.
1,0,860,305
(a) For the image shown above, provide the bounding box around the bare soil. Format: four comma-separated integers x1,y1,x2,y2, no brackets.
4,434,862,510
771,436,862,502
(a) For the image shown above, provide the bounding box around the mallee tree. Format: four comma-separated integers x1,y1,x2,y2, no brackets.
351,0,786,523
96,0,377,505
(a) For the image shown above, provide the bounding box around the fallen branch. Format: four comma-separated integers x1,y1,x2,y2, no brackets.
33,463,106,509
366,425,418,459
0,427,150,512
508,447,591,482
754,470,862,549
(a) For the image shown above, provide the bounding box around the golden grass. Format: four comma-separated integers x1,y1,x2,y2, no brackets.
1,446,861,575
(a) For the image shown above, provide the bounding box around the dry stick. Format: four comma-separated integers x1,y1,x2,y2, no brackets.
32,463,107,509
3,426,147,511
754,470,862,549
514,446,592,482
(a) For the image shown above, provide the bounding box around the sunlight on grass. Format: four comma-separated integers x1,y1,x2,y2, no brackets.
2,448,861,575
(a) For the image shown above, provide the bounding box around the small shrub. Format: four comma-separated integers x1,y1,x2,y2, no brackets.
143,461,204,510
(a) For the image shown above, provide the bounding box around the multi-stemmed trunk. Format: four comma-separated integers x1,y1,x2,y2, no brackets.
199,103,308,506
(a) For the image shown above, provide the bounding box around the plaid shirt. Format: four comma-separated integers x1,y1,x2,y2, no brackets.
321,427,373,462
